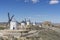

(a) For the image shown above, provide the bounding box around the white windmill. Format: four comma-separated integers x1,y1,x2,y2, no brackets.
26,19,31,25
33,22,36,26
6,13,17,30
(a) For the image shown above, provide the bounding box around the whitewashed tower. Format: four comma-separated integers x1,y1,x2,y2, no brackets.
10,21,17,30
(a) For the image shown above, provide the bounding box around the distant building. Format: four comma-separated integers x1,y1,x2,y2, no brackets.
33,22,36,25
42,21,52,27
26,20,31,25
21,21,26,26
20,21,26,29
33,22,37,26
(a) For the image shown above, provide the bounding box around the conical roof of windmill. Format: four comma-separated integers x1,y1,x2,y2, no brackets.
21,21,26,23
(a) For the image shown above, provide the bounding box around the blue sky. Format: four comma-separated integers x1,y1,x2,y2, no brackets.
0,0,60,23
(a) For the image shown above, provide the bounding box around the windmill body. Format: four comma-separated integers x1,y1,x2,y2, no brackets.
27,21,30,25
33,23,36,25
10,21,17,30
26,20,30,25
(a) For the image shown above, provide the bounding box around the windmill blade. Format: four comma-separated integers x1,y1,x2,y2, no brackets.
8,12,10,20
7,13,11,27
10,15,14,21
6,13,11,29
6,18,11,28
25,18,26,22
6,13,10,29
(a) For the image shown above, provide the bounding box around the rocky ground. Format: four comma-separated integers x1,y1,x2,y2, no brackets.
0,26,60,40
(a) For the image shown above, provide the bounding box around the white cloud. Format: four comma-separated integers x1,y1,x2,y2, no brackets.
31,0,39,3
49,0,59,4
24,0,39,3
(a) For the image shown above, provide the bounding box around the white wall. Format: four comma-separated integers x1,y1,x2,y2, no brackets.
27,22,30,25
10,21,17,30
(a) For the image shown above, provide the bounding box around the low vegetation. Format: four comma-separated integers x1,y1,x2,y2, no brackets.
0,27,6,30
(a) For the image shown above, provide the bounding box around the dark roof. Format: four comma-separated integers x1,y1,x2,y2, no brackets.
21,21,26,23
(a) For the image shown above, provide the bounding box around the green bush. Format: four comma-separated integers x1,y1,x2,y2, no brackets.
0,27,5,30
